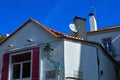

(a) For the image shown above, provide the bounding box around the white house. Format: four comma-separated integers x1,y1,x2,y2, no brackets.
87,25,120,61
87,13,120,61
87,13,120,80
0,18,119,80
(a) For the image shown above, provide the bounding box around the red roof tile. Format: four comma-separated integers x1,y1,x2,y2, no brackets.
29,18,64,37
88,25,120,34
0,18,120,68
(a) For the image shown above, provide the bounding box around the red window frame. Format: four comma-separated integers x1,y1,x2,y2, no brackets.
1,47,40,80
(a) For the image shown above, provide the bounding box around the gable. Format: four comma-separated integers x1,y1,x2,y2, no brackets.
0,19,59,50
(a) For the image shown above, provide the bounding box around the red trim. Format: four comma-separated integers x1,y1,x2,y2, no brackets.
1,47,40,80
1,53,10,80
32,47,39,80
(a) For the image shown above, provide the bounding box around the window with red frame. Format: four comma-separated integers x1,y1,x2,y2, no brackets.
11,52,31,79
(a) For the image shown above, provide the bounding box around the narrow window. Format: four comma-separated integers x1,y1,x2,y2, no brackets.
102,38,113,53
12,64,20,79
22,62,31,78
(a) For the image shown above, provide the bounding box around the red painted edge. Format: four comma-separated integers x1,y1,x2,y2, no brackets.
32,47,40,80
1,47,40,80
1,53,10,80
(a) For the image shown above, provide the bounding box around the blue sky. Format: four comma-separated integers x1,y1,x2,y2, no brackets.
0,0,120,35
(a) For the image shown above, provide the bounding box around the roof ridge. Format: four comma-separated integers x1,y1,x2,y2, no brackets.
100,25,120,30
88,25,120,34
29,18,64,37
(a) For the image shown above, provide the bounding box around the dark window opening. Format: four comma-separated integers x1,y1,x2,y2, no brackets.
22,62,31,78
102,38,113,53
12,64,20,79
12,52,31,79
12,52,31,63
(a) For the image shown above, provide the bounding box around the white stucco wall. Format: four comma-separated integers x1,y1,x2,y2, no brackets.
64,40,82,78
40,39,64,80
0,21,57,50
64,39,116,80
87,30,120,61
64,40,98,80
80,44,98,80
98,48,116,80
0,20,118,80
0,21,61,80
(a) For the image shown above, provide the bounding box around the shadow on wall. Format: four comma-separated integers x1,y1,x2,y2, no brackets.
78,44,99,80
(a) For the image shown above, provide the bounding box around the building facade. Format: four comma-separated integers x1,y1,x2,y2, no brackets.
0,19,119,80
87,26,120,62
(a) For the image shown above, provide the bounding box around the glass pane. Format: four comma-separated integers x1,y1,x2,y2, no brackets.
102,38,113,53
13,64,20,79
22,62,31,78
12,52,31,63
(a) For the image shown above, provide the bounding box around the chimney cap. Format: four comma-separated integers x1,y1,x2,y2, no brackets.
89,13,94,16
73,16,86,21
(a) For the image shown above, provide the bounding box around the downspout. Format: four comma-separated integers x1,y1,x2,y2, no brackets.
115,66,119,80
96,48,100,80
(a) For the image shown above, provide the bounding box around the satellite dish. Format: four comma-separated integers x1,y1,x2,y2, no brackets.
69,23,78,33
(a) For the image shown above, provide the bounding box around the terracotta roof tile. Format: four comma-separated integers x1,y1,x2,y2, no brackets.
98,25,120,31
30,18,64,37
88,25,120,34
30,18,85,39
0,18,120,68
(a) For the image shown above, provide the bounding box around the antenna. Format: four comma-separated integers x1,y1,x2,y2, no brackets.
91,0,96,15
91,6,96,14
89,0,98,31
69,23,78,33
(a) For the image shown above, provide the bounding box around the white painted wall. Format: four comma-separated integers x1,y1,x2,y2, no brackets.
87,30,120,61
80,45,98,80
0,21,61,80
64,39,116,80
0,21,58,52
64,39,98,80
98,48,116,80
64,40,82,78
40,39,64,80
0,20,117,80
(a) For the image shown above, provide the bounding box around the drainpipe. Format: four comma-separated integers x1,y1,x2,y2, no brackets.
96,48,100,80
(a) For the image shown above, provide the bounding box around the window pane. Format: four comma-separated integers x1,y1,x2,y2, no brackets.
13,64,20,79
22,62,31,78
102,38,113,53
12,52,31,63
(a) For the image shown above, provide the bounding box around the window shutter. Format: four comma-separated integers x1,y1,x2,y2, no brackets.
1,53,10,80
32,47,39,80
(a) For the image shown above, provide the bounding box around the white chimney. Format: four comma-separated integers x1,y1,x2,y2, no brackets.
89,13,97,31
73,16,87,40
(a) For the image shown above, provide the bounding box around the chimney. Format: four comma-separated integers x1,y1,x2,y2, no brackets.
89,13,97,31
73,16,87,40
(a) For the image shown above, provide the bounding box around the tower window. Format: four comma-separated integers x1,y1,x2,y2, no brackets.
102,37,113,53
